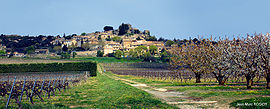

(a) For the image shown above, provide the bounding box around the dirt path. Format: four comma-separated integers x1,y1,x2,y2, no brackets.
98,64,233,109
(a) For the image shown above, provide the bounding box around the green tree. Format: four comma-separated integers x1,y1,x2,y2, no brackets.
25,46,35,54
128,49,138,58
149,45,157,55
53,46,62,53
81,32,86,36
104,26,114,31
160,51,169,62
68,43,76,51
158,37,165,41
64,35,72,39
114,50,123,59
165,40,175,47
98,35,102,40
134,46,147,58
112,36,122,42
72,52,77,58
136,37,142,40
145,36,157,41
143,51,152,62
98,40,105,48
61,52,70,59
0,50,6,56
97,50,104,57
62,45,68,52
105,37,112,41
82,42,91,50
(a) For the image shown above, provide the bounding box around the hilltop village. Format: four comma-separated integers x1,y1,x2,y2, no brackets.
0,23,190,61
52,23,165,56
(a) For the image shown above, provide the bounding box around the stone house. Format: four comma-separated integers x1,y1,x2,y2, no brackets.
103,41,122,56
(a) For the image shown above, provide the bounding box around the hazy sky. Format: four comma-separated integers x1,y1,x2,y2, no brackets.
0,0,270,39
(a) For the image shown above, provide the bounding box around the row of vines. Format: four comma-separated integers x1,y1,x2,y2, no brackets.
0,61,97,109
109,69,265,84
0,72,86,109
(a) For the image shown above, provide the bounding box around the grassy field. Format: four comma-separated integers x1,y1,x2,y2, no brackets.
1,69,176,109
112,73,270,108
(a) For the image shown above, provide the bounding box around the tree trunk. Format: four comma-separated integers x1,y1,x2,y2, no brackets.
217,76,225,85
267,73,270,89
212,71,227,85
195,73,201,83
246,75,252,89
251,79,254,86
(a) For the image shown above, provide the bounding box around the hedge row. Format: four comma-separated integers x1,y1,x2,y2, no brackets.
0,61,97,76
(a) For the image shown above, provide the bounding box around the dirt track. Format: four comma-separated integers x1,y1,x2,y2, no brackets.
99,64,233,109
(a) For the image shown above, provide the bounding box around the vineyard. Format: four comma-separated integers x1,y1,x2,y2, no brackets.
103,64,234,81
103,61,266,89
0,61,96,109
0,71,88,108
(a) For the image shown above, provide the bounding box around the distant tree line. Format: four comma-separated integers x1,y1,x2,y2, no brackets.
0,34,55,54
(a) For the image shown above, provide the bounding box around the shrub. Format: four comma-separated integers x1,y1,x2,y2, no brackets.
61,52,70,59
114,50,123,59
97,50,104,57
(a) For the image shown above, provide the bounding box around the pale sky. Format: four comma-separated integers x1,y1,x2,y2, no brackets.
0,0,270,39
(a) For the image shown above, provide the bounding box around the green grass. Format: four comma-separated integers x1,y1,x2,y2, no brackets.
113,73,170,84
73,57,143,63
113,73,266,88
111,72,270,105
230,97,270,109
173,86,268,92
115,74,270,96
188,90,270,98
1,70,176,109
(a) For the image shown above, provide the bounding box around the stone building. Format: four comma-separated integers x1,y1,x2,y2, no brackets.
103,41,122,55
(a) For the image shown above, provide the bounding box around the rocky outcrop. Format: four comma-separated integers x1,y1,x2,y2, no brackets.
133,28,141,34
143,30,150,36
103,23,150,36
118,23,132,35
